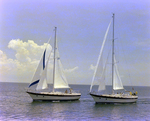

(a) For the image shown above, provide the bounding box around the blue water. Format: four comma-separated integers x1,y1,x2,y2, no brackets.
0,82,150,121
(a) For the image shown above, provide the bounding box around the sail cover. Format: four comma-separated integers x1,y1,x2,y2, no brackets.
90,19,112,92
28,49,46,87
54,42,70,89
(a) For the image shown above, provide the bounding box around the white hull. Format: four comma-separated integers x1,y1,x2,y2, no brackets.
27,91,81,101
90,93,138,104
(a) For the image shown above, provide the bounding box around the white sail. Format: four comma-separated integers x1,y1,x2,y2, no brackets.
54,41,70,89
97,57,105,91
28,49,46,87
36,50,52,90
28,38,51,88
90,19,112,92
113,57,124,90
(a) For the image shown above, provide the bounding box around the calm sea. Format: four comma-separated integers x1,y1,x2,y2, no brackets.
0,82,150,121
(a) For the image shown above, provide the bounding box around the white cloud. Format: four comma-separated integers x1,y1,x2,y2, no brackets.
89,64,96,71
8,39,52,62
64,66,79,73
0,39,79,83
0,50,7,62
0,39,52,82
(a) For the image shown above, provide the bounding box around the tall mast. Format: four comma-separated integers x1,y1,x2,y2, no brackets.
53,27,57,92
112,13,115,94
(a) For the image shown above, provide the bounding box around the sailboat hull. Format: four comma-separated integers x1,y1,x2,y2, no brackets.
27,91,81,101
90,93,138,104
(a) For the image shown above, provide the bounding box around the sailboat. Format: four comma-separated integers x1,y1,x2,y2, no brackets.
26,27,81,101
89,14,138,104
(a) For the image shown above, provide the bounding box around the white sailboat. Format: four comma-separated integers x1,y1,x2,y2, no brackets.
26,27,81,101
89,14,138,104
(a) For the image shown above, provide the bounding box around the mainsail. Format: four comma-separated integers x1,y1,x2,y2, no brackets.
90,19,112,92
113,57,124,90
54,40,70,89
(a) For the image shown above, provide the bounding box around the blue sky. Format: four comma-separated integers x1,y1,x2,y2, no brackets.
0,0,150,86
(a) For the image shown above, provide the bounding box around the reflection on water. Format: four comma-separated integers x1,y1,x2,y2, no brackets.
28,100,81,120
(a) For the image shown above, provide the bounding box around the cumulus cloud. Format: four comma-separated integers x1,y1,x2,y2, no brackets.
8,39,52,62
0,39,78,83
0,39,52,82
0,50,7,62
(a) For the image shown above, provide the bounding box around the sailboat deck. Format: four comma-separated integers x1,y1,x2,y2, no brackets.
41,91,81,96
27,91,81,96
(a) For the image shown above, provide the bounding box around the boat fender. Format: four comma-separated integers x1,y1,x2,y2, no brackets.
129,92,132,95
135,91,138,95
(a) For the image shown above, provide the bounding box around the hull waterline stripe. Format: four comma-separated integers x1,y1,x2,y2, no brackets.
27,91,81,97
33,99,79,101
90,93,138,99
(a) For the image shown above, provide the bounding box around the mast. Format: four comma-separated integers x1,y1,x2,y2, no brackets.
112,13,115,94
53,27,57,92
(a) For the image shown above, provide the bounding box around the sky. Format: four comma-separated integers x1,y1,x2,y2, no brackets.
0,0,150,86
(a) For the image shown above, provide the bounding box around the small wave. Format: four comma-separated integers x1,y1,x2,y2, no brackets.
137,98,150,104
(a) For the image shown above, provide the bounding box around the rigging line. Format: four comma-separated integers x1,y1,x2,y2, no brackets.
98,46,112,90
105,45,112,84
46,36,51,47
114,38,119,63
120,38,133,87
58,37,75,87
46,28,55,49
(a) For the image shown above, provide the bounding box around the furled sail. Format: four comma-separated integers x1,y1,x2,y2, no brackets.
90,19,112,92
54,41,70,89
